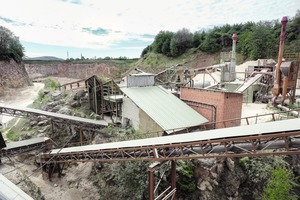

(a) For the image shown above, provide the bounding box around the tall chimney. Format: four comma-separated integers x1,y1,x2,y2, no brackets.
230,33,237,81
272,16,288,97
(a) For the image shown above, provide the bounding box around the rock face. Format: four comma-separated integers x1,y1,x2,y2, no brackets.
193,158,247,200
25,61,119,79
0,59,31,96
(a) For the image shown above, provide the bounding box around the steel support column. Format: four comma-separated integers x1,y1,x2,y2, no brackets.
148,165,155,200
171,160,176,200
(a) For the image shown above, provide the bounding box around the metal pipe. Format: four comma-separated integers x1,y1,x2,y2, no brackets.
277,104,300,117
231,33,237,81
272,16,288,97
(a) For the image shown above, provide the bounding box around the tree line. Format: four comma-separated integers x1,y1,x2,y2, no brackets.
141,10,300,60
0,26,24,63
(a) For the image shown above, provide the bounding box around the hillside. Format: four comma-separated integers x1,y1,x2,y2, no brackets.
137,48,243,74
23,56,64,61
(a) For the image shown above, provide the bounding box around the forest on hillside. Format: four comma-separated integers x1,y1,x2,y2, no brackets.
141,10,300,61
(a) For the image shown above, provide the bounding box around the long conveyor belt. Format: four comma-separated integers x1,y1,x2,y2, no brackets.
0,137,52,158
40,118,300,163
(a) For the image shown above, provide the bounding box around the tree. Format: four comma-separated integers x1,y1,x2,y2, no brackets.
249,21,276,59
192,31,205,48
199,29,222,53
170,28,193,56
0,26,24,63
152,31,173,54
141,45,151,57
161,38,172,56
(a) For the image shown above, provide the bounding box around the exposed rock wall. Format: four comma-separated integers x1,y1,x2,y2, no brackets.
0,60,31,96
25,61,118,80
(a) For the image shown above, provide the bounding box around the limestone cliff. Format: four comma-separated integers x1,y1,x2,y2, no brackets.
0,59,31,96
24,61,120,80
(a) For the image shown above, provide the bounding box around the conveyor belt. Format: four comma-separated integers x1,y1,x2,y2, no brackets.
0,104,108,129
42,118,300,163
1,137,51,158
235,73,264,93
0,174,33,200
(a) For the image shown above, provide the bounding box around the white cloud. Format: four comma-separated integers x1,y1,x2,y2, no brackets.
0,0,299,52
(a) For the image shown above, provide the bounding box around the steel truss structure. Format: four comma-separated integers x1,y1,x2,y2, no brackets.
36,118,300,200
0,104,107,129
41,130,300,164
0,137,52,158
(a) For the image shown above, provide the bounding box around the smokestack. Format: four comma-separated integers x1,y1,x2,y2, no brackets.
272,16,288,98
230,33,237,81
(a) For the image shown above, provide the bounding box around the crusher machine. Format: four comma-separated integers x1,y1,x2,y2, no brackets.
272,16,299,105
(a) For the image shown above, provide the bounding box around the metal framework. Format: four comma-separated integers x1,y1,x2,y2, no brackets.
40,130,300,164
86,76,122,118
0,137,52,158
0,104,107,130
38,120,300,200
148,161,176,200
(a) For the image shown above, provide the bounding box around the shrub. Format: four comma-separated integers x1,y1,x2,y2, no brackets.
261,165,299,200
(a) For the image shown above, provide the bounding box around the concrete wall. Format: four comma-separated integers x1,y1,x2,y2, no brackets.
121,96,163,136
180,87,243,128
25,62,118,79
139,109,163,136
0,60,30,96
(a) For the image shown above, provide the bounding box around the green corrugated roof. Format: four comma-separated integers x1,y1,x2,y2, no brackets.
121,86,208,133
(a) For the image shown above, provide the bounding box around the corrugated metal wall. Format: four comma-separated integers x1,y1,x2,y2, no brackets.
126,75,155,87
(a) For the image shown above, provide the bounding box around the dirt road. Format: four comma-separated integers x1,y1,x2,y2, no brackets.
0,83,44,125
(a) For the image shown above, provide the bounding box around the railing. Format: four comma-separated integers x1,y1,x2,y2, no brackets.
58,79,86,91
94,107,300,143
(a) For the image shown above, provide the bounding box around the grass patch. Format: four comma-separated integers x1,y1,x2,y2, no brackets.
6,129,22,141
44,78,61,91
4,118,31,141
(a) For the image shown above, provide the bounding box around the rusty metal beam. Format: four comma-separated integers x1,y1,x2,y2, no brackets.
0,105,107,130
39,131,300,164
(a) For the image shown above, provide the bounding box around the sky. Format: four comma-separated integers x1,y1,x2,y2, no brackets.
0,0,299,59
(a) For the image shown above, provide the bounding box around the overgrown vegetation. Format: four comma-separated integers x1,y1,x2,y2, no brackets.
32,78,60,109
91,161,149,200
261,165,299,200
43,78,61,90
142,10,300,61
239,156,300,200
0,26,24,63
176,160,197,198
4,118,31,141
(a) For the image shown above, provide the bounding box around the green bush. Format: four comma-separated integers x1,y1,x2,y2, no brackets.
176,160,197,196
261,165,299,200
44,78,61,90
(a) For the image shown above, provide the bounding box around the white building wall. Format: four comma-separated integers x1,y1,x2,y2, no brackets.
121,96,140,129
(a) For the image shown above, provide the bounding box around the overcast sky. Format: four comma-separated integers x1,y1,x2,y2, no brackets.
0,0,299,59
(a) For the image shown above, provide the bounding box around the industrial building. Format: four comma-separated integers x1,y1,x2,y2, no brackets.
86,73,208,135
120,73,208,135
180,87,243,129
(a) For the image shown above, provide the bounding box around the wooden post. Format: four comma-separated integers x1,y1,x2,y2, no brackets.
94,78,98,114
